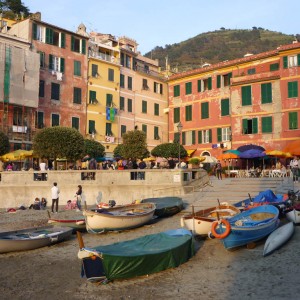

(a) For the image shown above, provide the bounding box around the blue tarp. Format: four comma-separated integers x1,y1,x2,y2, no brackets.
252,189,283,203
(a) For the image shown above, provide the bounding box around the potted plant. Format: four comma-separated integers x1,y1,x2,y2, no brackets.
188,157,201,169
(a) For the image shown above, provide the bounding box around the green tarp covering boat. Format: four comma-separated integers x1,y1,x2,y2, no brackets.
78,228,194,282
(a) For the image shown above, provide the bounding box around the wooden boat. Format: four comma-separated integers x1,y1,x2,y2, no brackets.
180,203,240,236
0,226,73,253
140,196,184,217
48,216,86,232
285,203,300,224
211,205,280,250
263,222,294,256
83,203,156,233
77,228,195,283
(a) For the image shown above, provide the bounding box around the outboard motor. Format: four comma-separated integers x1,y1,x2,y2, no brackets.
108,200,116,207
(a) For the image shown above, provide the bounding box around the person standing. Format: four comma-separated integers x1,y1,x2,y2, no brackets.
76,185,83,211
215,160,222,180
51,182,60,213
290,156,299,182
40,159,47,181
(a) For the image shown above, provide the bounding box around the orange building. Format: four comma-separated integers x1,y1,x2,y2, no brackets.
168,42,300,161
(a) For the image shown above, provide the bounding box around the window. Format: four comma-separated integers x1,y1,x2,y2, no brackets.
242,85,252,106
154,82,163,94
217,73,232,88
289,112,298,130
108,68,114,81
288,81,298,98
89,91,97,104
154,103,159,116
72,117,79,130
201,102,209,119
197,80,202,92
91,64,98,77
106,123,112,136
247,68,256,75
49,55,65,73
74,60,81,76
13,107,22,126
142,124,147,135
174,107,180,123
185,105,192,121
120,97,125,110
185,82,192,95
120,74,125,88
270,63,279,71
32,23,44,42
88,120,95,134
38,51,45,68
51,114,59,126
174,85,180,97
154,126,159,140
36,111,44,129
142,79,149,90
217,127,231,142
39,80,45,97
73,87,82,104
261,83,272,104
142,100,147,113
128,98,132,112
221,98,229,116
71,36,86,54
261,116,272,133
121,125,126,137
242,118,258,134
44,28,65,47
51,83,60,100
183,131,195,145
198,129,212,144
283,55,300,68
106,94,113,107
128,76,132,90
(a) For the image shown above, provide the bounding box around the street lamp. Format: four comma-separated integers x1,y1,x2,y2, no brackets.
177,122,183,166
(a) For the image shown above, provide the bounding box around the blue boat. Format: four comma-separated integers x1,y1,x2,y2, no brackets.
211,205,280,250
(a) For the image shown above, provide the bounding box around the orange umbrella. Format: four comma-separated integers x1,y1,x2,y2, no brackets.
218,153,239,160
265,150,292,158
283,140,300,156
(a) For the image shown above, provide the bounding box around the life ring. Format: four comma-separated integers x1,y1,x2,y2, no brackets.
211,219,231,239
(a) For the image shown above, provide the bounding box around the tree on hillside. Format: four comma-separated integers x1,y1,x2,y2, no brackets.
0,131,10,155
33,127,84,161
0,0,30,17
151,143,187,159
119,130,149,160
84,139,105,158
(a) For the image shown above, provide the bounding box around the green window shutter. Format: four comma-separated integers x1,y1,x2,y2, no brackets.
60,58,65,73
185,105,192,121
106,94,113,107
197,80,202,92
49,54,53,70
261,83,272,104
37,111,44,128
154,103,159,116
120,97,125,110
73,87,82,104
154,126,159,140
217,128,222,142
298,54,300,66
208,77,212,90
108,69,114,81
208,129,212,143
106,123,112,135
228,73,232,85
253,118,258,134
89,91,96,103
32,23,37,40
242,119,248,134
72,117,79,130
142,100,147,113
120,74,125,87
174,107,180,123
283,56,288,68
198,131,202,143
185,82,192,94
128,99,132,112
182,132,186,145
128,76,132,90
262,117,272,133
45,28,53,44
52,114,59,126
61,33,66,48
121,125,126,137
221,98,229,116
289,112,298,130
217,75,221,88
142,124,147,135
88,120,95,134
270,63,279,71
242,85,252,106
192,130,196,144
71,36,75,51
174,85,180,97
288,81,298,98
81,39,86,54
74,60,81,76
201,102,209,119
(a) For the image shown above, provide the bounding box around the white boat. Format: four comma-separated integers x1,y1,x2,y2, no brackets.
83,203,156,234
263,222,294,256
0,226,73,253
285,204,300,224
180,203,240,236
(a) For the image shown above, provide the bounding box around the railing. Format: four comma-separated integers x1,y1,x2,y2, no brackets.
88,50,120,64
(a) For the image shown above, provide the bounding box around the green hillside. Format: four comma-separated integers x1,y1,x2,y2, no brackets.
145,28,296,72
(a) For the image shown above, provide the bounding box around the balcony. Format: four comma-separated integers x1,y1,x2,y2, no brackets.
88,50,120,65
231,70,280,86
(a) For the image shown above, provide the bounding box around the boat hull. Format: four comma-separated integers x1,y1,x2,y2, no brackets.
263,222,294,256
83,203,156,233
0,226,73,253
48,217,86,231
78,228,194,282
285,204,300,224
215,205,279,250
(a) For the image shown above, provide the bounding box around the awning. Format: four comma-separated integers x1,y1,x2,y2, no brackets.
187,149,196,157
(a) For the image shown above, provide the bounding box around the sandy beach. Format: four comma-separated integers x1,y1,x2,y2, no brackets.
0,200,300,300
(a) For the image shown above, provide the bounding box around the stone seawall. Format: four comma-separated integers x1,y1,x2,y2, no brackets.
0,169,209,208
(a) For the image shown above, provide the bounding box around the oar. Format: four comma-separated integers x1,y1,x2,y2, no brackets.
248,193,253,205
76,231,85,249
217,198,221,207
47,210,51,219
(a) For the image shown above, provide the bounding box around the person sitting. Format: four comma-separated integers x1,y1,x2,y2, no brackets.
40,198,47,209
29,198,41,210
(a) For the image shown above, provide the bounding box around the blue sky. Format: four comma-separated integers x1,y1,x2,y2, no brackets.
23,0,300,55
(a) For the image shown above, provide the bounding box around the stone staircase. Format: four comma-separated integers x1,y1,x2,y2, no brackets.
183,176,299,209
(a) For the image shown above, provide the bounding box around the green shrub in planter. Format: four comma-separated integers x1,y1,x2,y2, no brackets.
188,157,201,165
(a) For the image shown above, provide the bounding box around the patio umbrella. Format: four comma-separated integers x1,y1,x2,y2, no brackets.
1,149,33,161
237,144,265,153
224,149,241,156
143,157,156,161
239,149,266,170
265,150,292,158
283,140,300,156
218,153,239,160
201,156,218,163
